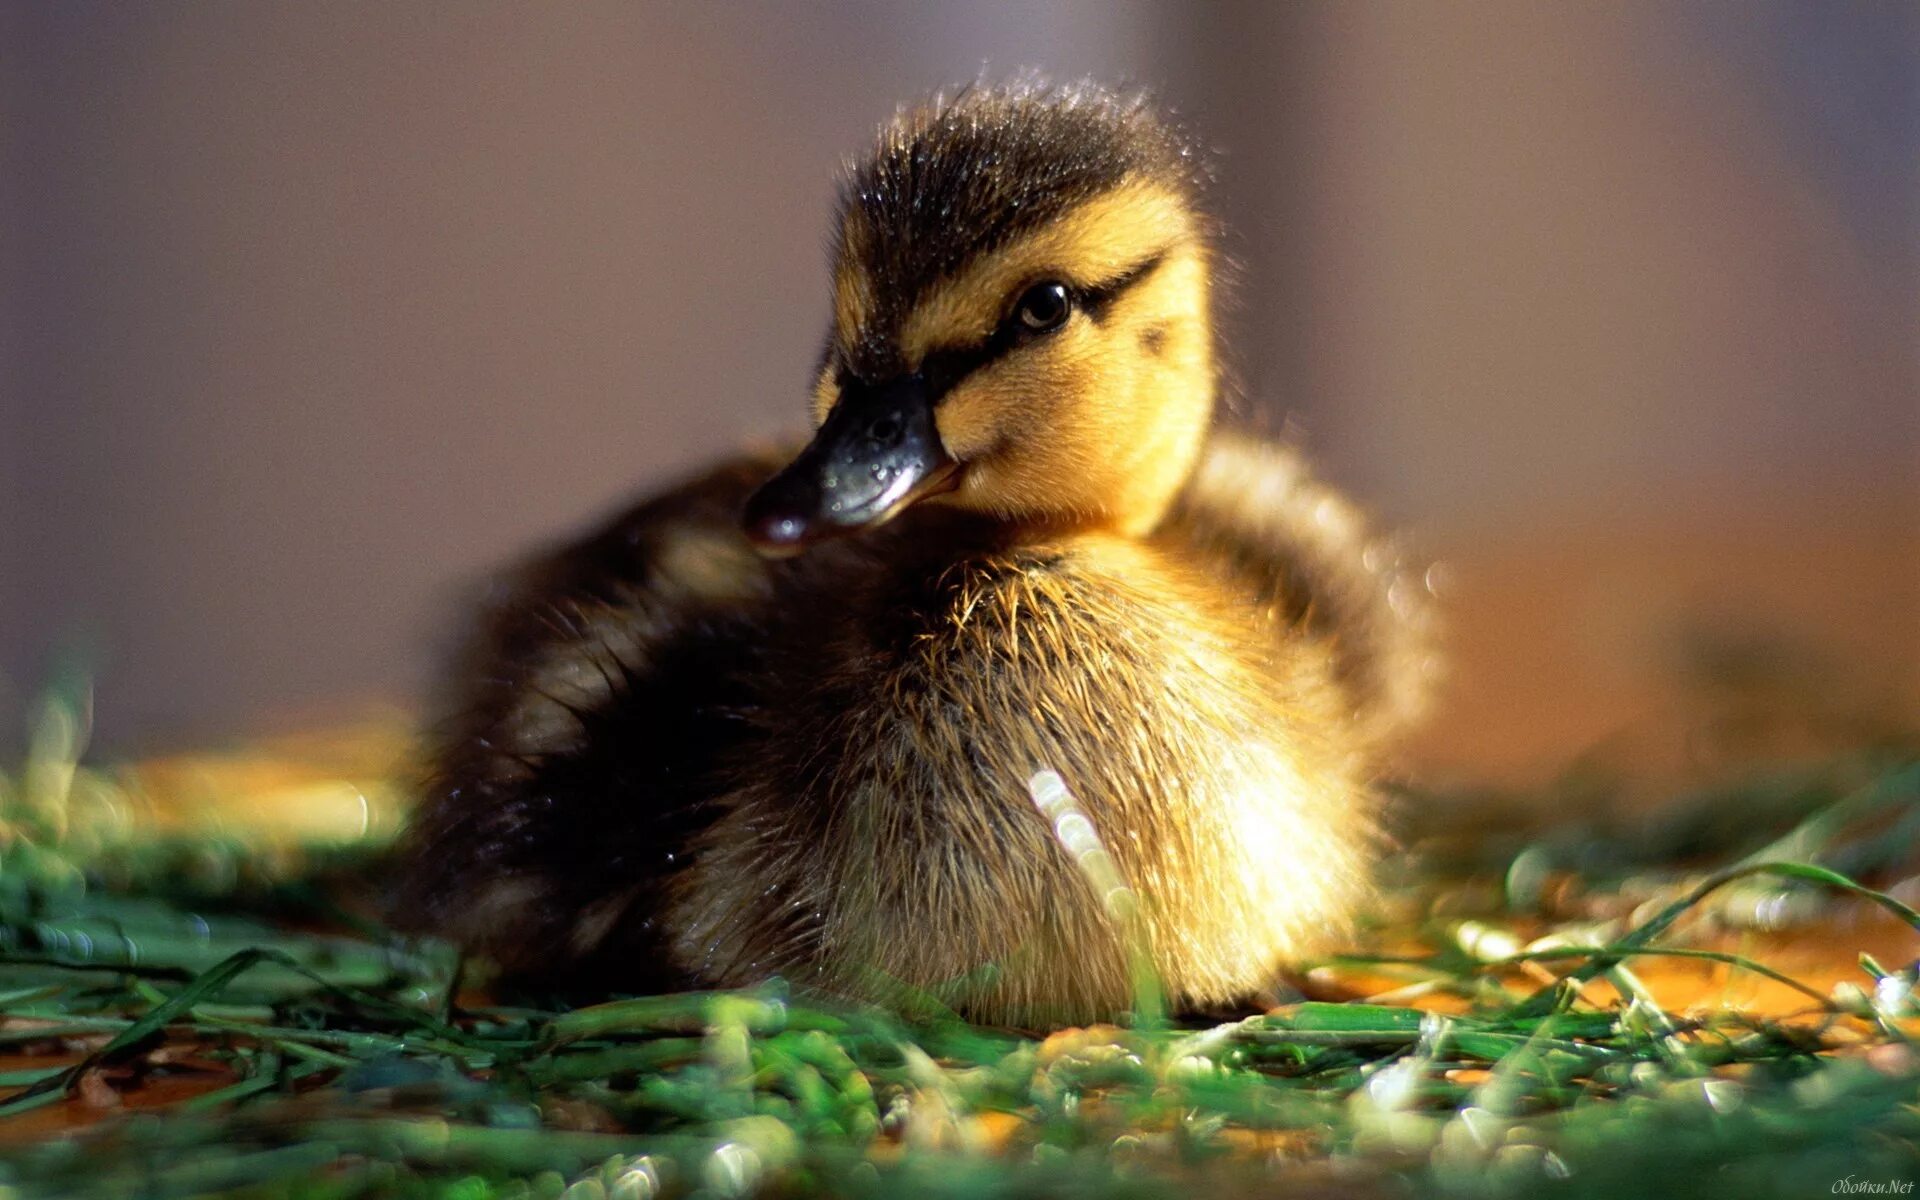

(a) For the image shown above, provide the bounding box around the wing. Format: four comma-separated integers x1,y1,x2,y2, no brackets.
1159,426,1438,744
392,450,785,990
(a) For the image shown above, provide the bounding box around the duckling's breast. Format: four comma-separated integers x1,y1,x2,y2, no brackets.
666,526,1379,1026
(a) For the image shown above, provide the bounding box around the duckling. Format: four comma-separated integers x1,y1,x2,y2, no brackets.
395,81,1433,1027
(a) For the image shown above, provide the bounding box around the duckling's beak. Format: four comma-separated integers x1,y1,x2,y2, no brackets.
743,375,959,555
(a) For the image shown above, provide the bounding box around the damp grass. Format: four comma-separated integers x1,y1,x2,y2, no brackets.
0,688,1915,1197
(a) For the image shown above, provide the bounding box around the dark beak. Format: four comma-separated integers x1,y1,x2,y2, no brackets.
743,374,959,554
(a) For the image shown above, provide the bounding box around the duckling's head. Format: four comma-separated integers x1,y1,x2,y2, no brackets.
746,81,1217,552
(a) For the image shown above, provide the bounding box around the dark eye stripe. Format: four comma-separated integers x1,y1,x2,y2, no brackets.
835,246,1175,400
1078,249,1168,323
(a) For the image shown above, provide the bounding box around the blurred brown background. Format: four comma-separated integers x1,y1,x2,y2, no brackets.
4,3,1916,782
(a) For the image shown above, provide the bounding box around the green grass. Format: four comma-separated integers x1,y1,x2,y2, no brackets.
0,682,1915,1199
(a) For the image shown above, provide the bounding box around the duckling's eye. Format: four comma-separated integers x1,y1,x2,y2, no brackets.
1013,281,1073,334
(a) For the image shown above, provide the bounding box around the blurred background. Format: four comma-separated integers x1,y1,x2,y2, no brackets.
4,2,1916,785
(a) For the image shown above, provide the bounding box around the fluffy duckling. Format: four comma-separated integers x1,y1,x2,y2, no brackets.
397,81,1432,1027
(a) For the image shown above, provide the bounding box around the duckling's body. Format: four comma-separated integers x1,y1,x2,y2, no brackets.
398,82,1431,1026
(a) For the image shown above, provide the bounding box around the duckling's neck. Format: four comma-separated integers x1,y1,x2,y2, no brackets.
1106,392,1216,538
952,396,1216,543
